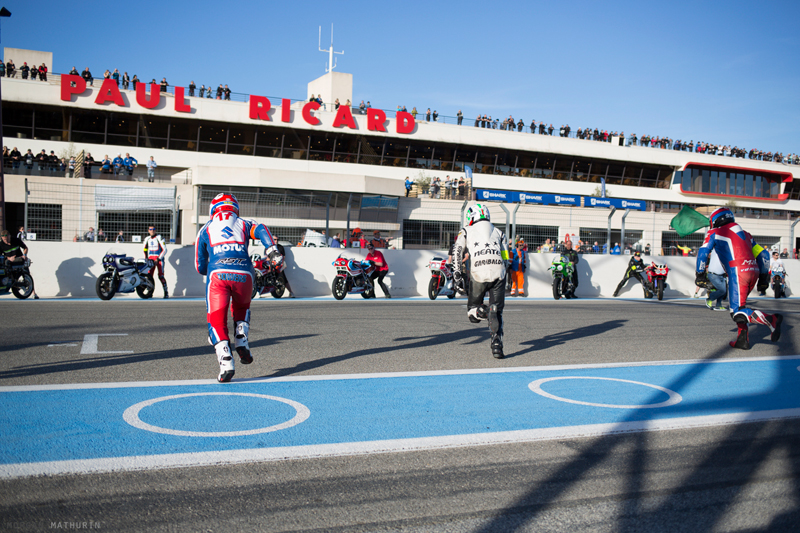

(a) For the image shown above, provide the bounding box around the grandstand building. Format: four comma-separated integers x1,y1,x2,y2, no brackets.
3,48,800,253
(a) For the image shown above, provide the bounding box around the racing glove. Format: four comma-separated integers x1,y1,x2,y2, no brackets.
695,272,709,288
267,247,284,267
453,270,463,283
757,272,770,294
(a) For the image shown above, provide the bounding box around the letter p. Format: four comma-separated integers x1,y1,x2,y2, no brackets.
61,74,87,101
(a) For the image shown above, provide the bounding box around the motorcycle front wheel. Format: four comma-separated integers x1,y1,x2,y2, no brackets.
657,279,664,300
136,275,155,299
428,275,440,300
12,273,34,299
361,284,375,299
251,273,262,299
96,272,117,300
774,282,782,299
331,277,347,300
272,277,286,299
552,276,561,300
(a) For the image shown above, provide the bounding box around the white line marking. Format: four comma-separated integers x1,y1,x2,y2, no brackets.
47,343,78,347
2,355,799,392
80,334,133,355
123,392,310,437
3,408,800,479
528,377,682,409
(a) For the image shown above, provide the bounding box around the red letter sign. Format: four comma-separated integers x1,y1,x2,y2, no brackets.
136,83,161,109
174,86,191,113
60,74,86,101
302,101,321,126
332,104,357,130
281,98,292,123
249,95,271,120
396,111,415,134
367,109,387,132
94,79,125,107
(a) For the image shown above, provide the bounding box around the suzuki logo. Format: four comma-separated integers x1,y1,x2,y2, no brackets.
221,227,234,238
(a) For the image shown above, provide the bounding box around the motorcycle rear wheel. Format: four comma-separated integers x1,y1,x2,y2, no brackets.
136,275,155,299
428,276,440,300
96,272,117,300
657,279,664,300
552,276,561,300
331,277,347,300
12,273,34,299
361,285,375,299
251,273,263,299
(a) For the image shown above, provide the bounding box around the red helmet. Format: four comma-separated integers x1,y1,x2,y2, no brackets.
209,193,239,218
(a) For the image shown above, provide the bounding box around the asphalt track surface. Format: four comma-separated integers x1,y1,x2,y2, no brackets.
1,295,800,532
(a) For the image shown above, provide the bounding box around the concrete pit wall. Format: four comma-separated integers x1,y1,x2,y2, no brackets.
19,242,795,299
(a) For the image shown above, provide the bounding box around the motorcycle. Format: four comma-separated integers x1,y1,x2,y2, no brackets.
331,256,376,300
251,253,286,299
426,257,467,300
0,258,35,299
645,262,670,300
771,266,786,298
549,255,575,300
96,252,156,300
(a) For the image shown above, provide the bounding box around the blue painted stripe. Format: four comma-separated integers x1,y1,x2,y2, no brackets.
2,357,800,475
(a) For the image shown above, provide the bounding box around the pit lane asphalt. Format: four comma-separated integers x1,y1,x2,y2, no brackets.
1,296,799,532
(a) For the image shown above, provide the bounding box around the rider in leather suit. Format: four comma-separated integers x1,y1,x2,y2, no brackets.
613,251,652,298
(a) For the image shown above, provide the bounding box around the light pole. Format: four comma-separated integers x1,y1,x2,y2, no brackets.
0,7,12,232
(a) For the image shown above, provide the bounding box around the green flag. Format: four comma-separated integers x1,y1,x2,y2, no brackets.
670,206,709,237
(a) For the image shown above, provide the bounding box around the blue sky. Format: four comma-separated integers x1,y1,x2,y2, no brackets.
3,0,798,154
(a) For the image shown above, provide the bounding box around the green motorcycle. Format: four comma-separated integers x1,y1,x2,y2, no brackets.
549,255,575,300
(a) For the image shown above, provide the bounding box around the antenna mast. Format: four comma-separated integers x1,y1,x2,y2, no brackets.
318,24,344,73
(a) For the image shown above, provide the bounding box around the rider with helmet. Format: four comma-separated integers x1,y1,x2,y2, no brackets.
143,225,169,298
452,203,510,358
696,207,782,349
195,193,280,382
613,251,653,298
769,250,786,298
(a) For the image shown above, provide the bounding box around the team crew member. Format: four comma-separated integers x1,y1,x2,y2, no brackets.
696,207,782,349
196,193,280,382
143,225,169,298
365,241,391,298
452,203,509,359
0,229,39,299
613,251,652,298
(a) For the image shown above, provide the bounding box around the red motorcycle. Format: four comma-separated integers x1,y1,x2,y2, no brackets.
645,261,670,300
251,253,286,299
427,257,468,300
331,256,376,300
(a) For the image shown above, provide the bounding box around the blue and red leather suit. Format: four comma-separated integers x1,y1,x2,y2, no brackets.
195,211,275,345
696,222,769,322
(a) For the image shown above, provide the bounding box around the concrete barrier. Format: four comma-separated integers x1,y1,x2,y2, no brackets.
20,242,795,299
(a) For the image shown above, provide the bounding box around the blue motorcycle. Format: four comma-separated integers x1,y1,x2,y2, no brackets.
771,267,786,299
96,252,156,300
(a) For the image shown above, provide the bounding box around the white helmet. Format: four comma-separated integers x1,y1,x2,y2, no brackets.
466,203,490,226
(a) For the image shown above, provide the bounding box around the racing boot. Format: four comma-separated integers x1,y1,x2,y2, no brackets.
215,341,235,382
491,334,504,359
771,313,783,342
234,321,253,364
729,323,750,350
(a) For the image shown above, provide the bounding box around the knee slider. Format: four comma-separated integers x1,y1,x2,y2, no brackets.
489,304,499,314
733,313,748,325
476,304,489,319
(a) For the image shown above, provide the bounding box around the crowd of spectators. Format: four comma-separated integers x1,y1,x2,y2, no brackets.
1,59,48,81
4,146,159,181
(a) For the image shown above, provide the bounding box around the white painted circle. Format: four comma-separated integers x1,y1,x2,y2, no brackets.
528,377,682,409
123,392,310,437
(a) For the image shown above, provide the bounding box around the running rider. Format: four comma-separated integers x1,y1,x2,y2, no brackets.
452,203,509,358
195,193,280,382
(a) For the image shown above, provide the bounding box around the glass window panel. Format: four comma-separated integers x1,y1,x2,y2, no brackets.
170,119,199,140
71,109,106,133
709,171,718,194
256,128,282,148
107,114,136,136
383,141,409,167
408,142,434,169
572,160,591,181
228,126,255,147
199,124,227,143
433,144,455,171
516,153,535,177
745,174,753,197
736,173,744,196
535,156,554,179
701,170,710,192
359,136,384,166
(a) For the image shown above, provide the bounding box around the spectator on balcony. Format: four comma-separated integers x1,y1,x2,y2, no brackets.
23,149,34,171
426,108,431,122
199,84,205,97
405,176,413,197
224,84,231,100
131,75,139,90
83,153,94,178
146,156,157,181
99,155,112,174
84,227,95,242
517,119,524,132
81,67,92,86
458,177,466,199
48,151,59,173
531,119,537,133
31,64,39,80
116,231,125,243
6,59,14,78
8,147,20,169
35,149,47,172
122,72,130,90
431,177,441,198
188,81,196,96
40,63,49,81
112,69,120,86
97,229,106,242
103,69,111,82
359,100,366,114
0,61,4,77
539,122,546,134
216,85,223,99
433,110,439,122
2,146,7,165
160,78,169,93
206,85,212,99
112,154,124,176
124,153,138,176
68,156,76,177
445,176,454,199
457,110,463,125
20,62,29,79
